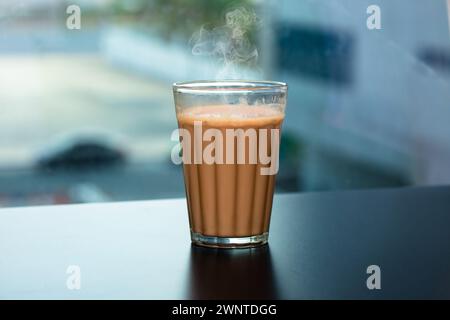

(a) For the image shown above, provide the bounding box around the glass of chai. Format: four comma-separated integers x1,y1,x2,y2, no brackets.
173,80,287,248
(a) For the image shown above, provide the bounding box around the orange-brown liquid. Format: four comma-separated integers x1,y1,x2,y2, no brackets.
177,104,284,237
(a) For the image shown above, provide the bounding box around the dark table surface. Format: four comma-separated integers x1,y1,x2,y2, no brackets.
1,186,450,299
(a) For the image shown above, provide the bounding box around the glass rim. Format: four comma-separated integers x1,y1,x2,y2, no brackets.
173,80,287,94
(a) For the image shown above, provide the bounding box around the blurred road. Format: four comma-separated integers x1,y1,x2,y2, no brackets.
0,54,176,168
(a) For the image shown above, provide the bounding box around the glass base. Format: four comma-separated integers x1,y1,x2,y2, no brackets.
191,231,269,249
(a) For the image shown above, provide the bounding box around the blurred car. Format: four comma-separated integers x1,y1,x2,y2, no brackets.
35,132,126,170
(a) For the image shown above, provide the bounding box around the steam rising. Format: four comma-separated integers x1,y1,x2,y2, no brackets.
190,8,261,79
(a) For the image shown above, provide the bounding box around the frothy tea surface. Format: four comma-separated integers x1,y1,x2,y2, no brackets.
177,104,284,126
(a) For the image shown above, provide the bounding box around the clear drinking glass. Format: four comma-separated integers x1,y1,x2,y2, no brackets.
173,80,287,248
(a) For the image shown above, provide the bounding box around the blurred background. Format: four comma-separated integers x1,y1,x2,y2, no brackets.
0,0,450,207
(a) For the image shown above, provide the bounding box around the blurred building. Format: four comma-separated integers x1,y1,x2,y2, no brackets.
267,0,450,189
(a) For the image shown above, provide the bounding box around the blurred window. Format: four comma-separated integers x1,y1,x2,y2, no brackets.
1,0,450,207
